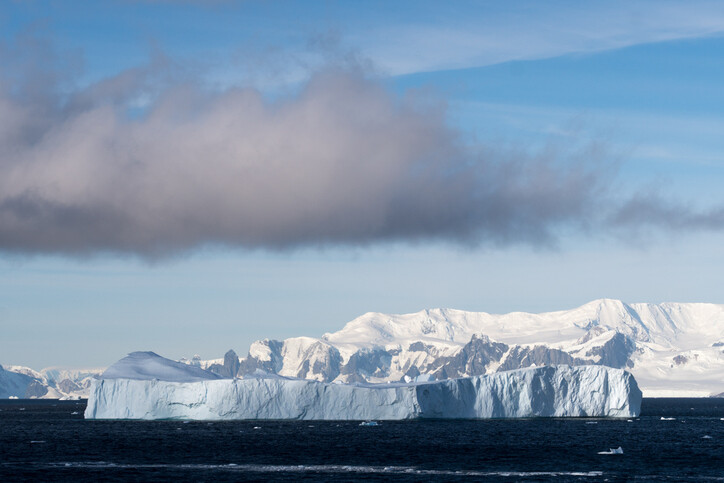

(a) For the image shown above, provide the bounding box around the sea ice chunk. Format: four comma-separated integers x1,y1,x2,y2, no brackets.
598,447,624,455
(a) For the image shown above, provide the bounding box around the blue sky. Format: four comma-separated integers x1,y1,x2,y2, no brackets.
2,0,724,368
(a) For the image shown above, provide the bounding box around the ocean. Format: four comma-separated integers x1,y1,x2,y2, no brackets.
0,398,722,481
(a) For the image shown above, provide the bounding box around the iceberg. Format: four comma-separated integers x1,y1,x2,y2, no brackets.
85,352,641,420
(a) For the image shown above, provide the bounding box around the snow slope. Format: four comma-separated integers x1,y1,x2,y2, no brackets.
0,364,38,398
100,352,221,382
323,299,723,351
85,354,641,420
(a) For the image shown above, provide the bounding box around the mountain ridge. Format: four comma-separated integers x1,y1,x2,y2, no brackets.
228,299,724,396
3,299,723,398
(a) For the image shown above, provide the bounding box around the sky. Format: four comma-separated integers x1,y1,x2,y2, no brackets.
2,0,724,368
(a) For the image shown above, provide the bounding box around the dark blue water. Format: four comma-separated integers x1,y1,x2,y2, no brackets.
1,398,723,482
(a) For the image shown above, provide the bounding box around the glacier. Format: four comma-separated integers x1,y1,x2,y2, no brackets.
84,352,642,420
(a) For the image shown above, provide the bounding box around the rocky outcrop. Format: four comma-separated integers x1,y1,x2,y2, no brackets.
429,335,508,379
58,378,82,394
673,355,688,366
340,348,392,380
238,340,285,375
24,380,49,398
208,349,242,378
498,346,587,371
586,333,636,368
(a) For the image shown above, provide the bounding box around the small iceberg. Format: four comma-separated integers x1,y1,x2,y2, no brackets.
359,421,380,427
660,417,676,421
598,447,623,455
585,421,598,425
702,435,713,439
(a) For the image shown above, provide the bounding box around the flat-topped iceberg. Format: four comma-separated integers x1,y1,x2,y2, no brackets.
85,352,641,420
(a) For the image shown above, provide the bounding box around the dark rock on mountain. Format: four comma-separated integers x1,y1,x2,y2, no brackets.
225,349,241,377
340,348,392,381
297,342,342,381
673,355,688,366
238,340,284,375
498,346,586,371
586,332,636,368
24,380,48,398
430,334,508,379
58,378,82,393
208,349,242,378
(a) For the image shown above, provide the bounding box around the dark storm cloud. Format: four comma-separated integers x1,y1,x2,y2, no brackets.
1,34,722,259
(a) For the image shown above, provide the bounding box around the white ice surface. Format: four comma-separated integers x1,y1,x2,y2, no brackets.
598,447,624,455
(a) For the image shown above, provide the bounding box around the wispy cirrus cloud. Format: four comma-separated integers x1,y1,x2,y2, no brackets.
123,1,724,85
358,0,724,75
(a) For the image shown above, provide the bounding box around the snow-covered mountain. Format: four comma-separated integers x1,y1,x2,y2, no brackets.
4,299,723,398
0,364,103,399
0,353,212,399
209,299,724,397
0,365,42,398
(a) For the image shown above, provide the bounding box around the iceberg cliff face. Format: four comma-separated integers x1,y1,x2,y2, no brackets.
84,354,641,420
